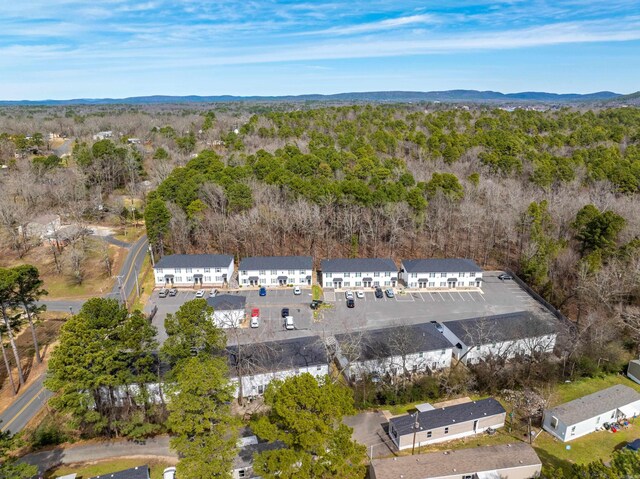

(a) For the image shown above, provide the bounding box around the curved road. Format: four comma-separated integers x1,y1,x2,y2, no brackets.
0,235,149,434
20,436,175,474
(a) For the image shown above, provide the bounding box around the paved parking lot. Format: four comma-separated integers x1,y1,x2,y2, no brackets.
146,272,554,345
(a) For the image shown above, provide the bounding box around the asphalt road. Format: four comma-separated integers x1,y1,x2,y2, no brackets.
0,375,53,434
20,435,175,474
2,235,149,434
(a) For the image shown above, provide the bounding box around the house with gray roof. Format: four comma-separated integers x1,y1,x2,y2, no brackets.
238,256,313,287
400,258,483,290
233,432,283,479
627,358,640,385
227,336,328,399
154,254,234,288
207,294,246,328
89,465,150,479
320,258,397,289
442,312,557,364
388,397,506,449
370,442,542,479
542,384,640,442
334,322,453,381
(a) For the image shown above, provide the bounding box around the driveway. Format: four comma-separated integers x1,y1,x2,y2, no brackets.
344,411,396,458
20,435,176,474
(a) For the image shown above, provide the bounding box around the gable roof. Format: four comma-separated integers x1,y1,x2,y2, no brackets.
546,385,640,426
443,312,556,346
390,398,505,436
402,258,483,273
239,256,312,271
228,336,327,376
207,294,246,310
321,258,397,273
370,443,541,479
155,254,233,269
88,465,149,479
335,322,452,361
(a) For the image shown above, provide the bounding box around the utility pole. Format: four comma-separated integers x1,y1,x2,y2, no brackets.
134,266,141,298
148,245,155,267
411,412,420,455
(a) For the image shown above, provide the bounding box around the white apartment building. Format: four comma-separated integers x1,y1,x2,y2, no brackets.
238,256,313,287
321,258,398,289
154,254,234,288
400,258,483,289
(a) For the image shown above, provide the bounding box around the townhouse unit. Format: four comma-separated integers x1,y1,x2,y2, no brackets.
227,336,328,399
334,322,453,382
370,443,542,479
154,254,234,288
207,294,246,328
441,312,557,365
388,397,506,449
238,256,313,287
320,258,398,289
542,384,640,442
400,258,483,289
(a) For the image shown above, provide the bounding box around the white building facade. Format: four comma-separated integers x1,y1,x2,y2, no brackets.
321,258,398,289
207,295,245,329
400,258,483,289
238,256,313,287
154,254,234,288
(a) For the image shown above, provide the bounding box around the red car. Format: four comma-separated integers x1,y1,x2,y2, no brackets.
251,308,259,318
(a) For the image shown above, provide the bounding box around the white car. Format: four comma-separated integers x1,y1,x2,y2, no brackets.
195,289,205,298
293,286,301,295
355,291,365,299
285,316,295,330
345,290,354,300
163,467,176,479
209,288,218,297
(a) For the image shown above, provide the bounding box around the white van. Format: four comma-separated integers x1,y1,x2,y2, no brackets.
285,316,295,330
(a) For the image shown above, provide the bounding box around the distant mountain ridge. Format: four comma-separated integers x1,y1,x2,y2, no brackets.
0,90,627,106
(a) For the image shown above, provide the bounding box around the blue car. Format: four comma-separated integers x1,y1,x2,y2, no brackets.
259,287,267,296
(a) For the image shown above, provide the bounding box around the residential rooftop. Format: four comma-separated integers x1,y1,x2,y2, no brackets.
227,336,327,376
402,258,483,273
443,311,556,346
88,465,149,479
154,253,233,269
207,294,246,310
370,443,541,479
546,384,640,426
390,397,505,436
335,322,452,361
239,256,313,271
321,258,397,273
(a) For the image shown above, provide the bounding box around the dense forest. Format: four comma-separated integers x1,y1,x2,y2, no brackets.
1,102,639,376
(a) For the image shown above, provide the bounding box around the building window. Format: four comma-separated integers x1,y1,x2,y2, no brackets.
242,279,248,284
444,427,449,434
571,426,576,436
384,272,390,277
355,281,361,287
429,282,435,287
427,431,432,438
258,385,265,394
374,272,380,277
463,475,473,479
317,365,322,370
156,268,163,274
204,276,211,282
384,281,390,286
344,281,350,287
411,273,417,278
175,276,182,282
429,272,435,278
441,349,446,355
215,268,221,273
241,270,247,275
259,270,266,275
440,282,446,287
175,268,181,273
271,278,277,284
187,276,193,282
204,268,210,273
216,276,222,282
238,469,246,478
550,417,558,429
344,272,350,277
326,273,332,278
300,270,306,275
288,269,295,275
186,268,193,273
355,272,361,277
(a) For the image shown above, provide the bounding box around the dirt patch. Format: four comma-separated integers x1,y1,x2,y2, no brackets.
0,318,65,411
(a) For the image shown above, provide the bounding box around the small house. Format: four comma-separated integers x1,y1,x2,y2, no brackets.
542,384,640,442
627,359,640,384
370,443,542,479
88,465,150,479
400,258,483,289
320,258,397,289
238,256,313,287
207,294,246,328
154,254,234,288
388,397,506,449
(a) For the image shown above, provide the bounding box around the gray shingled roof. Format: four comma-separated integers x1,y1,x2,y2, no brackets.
234,439,284,472
239,256,312,271
155,254,233,269
443,312,556,346
321,258,397,273
402,258,483,273
546,385,640,426
335,322,452,361
370,443,541,479
390,398,505,436
228,336,327,376
207,294,246,310
89,466,149,479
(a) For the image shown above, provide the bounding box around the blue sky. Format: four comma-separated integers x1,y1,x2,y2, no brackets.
1,0,639,99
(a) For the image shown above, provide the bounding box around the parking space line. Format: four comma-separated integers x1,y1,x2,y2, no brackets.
479,294,487,302
417,292,425,302
448,292,456,301
437,292,445,301
429,293,436,302
466,292,476,302
457,292,466,302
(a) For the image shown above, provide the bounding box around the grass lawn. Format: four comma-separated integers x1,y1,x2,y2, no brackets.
130,255,154,311
312,284,323,300
46,458,174,479
550,374,640,405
